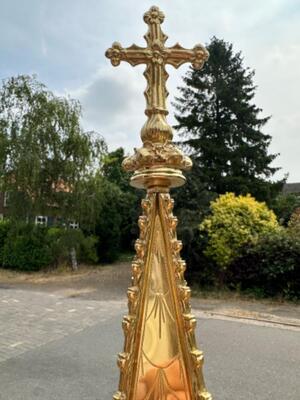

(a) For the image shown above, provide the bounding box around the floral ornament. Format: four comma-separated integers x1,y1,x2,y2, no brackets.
105,42,124,66
144,6,165,25
122,141,193,172
192,44,209,70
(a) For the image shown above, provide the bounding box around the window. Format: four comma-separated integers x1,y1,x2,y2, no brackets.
69,221,79,229
35,216,48,226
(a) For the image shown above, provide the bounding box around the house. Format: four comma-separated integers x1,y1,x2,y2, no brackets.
0,190,78,228
283,183,300,197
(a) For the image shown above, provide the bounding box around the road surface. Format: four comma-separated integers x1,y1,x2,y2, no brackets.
0,284,299,400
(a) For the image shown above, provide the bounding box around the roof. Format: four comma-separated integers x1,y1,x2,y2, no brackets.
283,183,300,194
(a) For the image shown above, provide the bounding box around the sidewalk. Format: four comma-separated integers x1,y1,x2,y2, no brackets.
191,297,300,329
1,262,299,328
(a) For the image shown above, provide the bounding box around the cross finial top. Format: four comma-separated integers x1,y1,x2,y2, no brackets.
105,6,209,187
143,5,165,25
106,6,208,119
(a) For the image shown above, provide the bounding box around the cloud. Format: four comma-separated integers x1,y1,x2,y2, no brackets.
1,0,299,180
70,66,147,151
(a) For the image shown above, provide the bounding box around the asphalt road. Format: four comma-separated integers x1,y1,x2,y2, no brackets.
0,304,299,400
0,264,299,400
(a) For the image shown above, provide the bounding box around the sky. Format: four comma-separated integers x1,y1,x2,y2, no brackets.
1,0,299,182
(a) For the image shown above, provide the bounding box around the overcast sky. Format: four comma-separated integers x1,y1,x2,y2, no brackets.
1,0,299,182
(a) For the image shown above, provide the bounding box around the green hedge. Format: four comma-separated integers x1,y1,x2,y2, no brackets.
47,227,98,265
0,221,98,271
179,226,218,288
180,216,300,299
226,230,300,299
2,223,52,271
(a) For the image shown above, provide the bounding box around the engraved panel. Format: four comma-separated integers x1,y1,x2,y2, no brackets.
133,196,191,400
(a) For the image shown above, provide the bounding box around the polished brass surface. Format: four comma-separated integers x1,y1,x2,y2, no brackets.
106,6,212,400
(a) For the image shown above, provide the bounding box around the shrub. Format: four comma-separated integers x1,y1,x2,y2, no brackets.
287,207,300,236
2,222,52,271
80,235,99,263
227,230,300,299
200,193,279,269
46,227,98,266
178,222,218,288
271,194,300,226
0,220,11,265
0,223,98,271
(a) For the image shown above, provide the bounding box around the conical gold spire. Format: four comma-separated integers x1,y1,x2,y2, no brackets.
106,6,212,400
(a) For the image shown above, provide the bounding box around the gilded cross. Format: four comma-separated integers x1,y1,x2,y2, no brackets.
106,6,209,119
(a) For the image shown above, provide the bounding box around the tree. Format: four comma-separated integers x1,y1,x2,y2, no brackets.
94,179,123,262
0,75,106,222
172,161,217,281
101,147,141,251
102,147,132,192
174,37,284,204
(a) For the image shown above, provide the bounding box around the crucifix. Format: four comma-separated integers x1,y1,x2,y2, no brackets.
106,6,212,400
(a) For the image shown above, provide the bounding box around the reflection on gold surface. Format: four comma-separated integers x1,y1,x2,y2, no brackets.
137,359,189,400
112,192,212,400
134,207,191,399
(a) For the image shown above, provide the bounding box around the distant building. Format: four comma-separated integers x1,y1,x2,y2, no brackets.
0,190,78,228
283,183,300,197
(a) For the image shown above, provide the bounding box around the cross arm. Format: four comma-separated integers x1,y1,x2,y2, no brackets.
166,43,209,70
105,42,150,67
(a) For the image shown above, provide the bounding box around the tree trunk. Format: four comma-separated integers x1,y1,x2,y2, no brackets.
70,247,78,270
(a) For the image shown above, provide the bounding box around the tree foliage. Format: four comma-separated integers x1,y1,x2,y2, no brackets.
174,37,283,203
101,147,141,251
67,172,124,262
102,147,132,192
271,194,300,226
0,75,106,222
